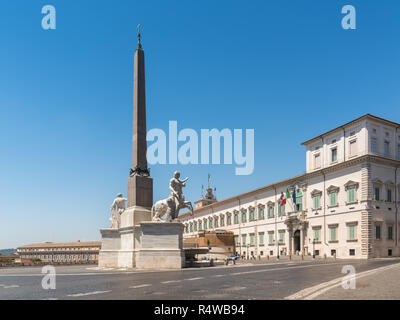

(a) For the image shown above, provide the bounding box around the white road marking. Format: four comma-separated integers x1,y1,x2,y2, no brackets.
286,262,400,300
42,298,58,300
185,277,204,281
222,286,246,291
161,280,181,284
67,290,111,297
213,274,226,278
129,284,152,289
0,284,19,289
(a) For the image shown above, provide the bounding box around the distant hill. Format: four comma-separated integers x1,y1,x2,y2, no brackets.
0,249,16,255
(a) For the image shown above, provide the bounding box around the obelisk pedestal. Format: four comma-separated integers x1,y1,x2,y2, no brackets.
98,228,120,268
136,222,185,269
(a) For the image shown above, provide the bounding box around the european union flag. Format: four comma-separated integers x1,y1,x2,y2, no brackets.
292,188,297,204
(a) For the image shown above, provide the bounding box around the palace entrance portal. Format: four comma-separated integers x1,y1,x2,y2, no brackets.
293,230,301,253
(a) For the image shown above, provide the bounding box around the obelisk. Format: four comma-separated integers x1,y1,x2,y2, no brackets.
99,26,154,269
127,25,153,209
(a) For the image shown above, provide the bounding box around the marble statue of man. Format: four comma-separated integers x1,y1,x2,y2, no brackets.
109,193,127,229
169,171,189,218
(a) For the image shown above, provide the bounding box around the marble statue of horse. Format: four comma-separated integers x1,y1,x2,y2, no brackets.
152,197,193,222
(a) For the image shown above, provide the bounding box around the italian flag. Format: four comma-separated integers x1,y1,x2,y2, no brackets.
280,189,290,206
280,191,287,206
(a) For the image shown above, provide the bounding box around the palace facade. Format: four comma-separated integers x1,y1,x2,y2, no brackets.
17,241,101,264
180,114,400,259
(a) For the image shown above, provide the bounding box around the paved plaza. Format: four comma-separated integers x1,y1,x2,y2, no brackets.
0,258,399,300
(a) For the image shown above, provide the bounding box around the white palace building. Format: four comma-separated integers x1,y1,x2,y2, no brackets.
180,114,400,259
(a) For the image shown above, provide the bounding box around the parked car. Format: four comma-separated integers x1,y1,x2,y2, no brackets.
228,255,240,261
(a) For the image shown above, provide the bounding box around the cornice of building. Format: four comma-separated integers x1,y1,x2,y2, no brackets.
301,114,400,146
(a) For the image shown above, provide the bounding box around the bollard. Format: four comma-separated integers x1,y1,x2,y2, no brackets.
301,254,304,260
334,253,336,260
323,254,327,260
289,255,292,260
267,255,269,261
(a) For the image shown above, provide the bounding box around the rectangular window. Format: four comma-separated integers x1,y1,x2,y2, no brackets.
279,231,285,243
278,204,285,216
349,140,357,157
241,212,246,223
314,153,321,169
374,187,380,201
242,235,247,246
250,234,255,246
208,220,212,229
387,189,392,202
268,206,274,218
268,232,274,244
331,148,337,162
349,249,355,256
388,226,393,240
194,222,197,231
330,227,337,241
249,209,254,221
198,222,202,231
348,187,356,203
376,225,381,239
234,235,239,246
330,192,337,206
384,141,390,157
258,207,264,220
259,233,264,245
227,215,231,225
313,196,320,209
371,137,377,153
234,213,238,224
314,229,320,241
203,220,207,230
398,145,400,160
348,225,355,240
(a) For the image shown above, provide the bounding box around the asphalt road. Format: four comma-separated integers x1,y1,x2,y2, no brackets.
0,258,399,300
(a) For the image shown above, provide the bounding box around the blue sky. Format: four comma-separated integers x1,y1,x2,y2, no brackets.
1,1,399,248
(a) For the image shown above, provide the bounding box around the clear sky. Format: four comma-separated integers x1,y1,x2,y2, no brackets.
1,1,399,249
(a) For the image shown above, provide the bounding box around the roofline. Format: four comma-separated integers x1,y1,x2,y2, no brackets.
301,114,400,146
17,241,101,249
